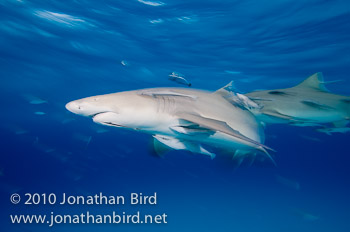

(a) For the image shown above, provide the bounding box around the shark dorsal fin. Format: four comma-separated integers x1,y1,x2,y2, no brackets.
213,81,235,96
294,72,328,92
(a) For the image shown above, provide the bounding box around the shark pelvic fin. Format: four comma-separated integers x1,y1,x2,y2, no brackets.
176,112,274,152
294,72,329,92
153,135,216,159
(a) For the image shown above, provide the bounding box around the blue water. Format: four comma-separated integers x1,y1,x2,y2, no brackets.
1,0,350,231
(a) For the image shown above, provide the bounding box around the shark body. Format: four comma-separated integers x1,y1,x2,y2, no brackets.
66,85,274,163
245,73,350,128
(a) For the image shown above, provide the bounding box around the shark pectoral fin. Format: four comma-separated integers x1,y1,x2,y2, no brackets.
153,135,215,159
176,112,274,152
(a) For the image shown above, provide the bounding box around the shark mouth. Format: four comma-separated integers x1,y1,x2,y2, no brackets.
91,112,127,128
90,111,110,118
102,122,126,128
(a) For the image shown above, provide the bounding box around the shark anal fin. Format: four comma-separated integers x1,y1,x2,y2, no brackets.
153,135,215,159
176,112,274,152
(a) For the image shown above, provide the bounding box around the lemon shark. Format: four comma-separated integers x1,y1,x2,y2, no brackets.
65,85,275,164
245,73,350,129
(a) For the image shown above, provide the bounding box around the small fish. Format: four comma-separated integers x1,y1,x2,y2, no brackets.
95,128,109,133
7,125,28,135
225,70,241,75
294,209,319,221
61,118,75,124
15,129,28,135
73,133,92,147
299,135,321,142
275,174,300,190
33,142,55,153
22,94,48,104
290,122,323,127
121,60,128,66
316,127,350,135
34,111,46,115
168,72,191,87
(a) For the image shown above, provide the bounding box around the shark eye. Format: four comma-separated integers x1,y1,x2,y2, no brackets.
93,98,98,101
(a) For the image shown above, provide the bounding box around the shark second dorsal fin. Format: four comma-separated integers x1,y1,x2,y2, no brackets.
294,72,329,92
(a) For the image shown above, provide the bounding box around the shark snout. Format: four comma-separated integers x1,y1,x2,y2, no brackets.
65,100,93,116
65,101,81,114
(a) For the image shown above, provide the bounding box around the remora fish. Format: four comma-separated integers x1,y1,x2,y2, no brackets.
168,72,191,87
66,83,274,164
316,127,350,135
245,73,350,127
